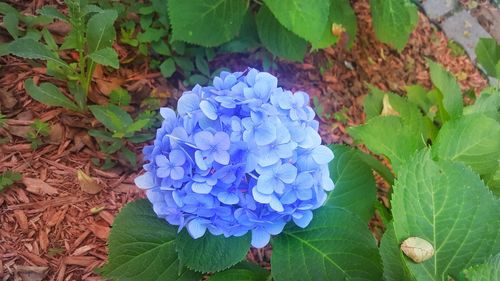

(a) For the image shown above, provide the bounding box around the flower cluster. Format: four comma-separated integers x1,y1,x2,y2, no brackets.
135,69,334,248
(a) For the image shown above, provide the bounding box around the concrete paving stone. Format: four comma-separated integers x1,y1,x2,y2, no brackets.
441,10,491,60
422,0,457,20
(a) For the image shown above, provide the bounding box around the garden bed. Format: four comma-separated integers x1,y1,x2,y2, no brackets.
0,0,490,280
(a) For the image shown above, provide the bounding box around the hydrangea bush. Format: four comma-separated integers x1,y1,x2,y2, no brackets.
135,69,334,248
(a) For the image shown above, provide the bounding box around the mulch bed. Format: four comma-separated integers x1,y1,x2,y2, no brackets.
0,0,488,280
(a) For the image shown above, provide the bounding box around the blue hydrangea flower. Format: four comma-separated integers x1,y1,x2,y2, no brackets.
135,68,334,248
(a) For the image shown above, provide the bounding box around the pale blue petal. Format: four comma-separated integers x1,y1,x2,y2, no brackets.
195,150,208,170
254,123,276,146
217,192,239,205
214,132,230,150
170,166,184,180
256,175,276,194
155,155,169,167
277,163,297,184
194,131,213,150
192,182,213,194
293,210,313,228
252,188,272,203
177,93,200,115
187,219,208,239
311,145,334,164
213,150,230,165
156,167,171,178
135,172,155,189
251,228,271,248
269,196,284,212
170,149,186,166
200,100,218,120
263,221,286,235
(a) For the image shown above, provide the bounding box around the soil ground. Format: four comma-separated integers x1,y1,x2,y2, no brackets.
0,0,489,280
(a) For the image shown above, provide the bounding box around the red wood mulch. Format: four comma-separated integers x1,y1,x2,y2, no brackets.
0,0,488,280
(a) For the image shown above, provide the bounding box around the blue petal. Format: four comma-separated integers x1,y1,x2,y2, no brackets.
156,167,171,178
293,210,313,228
194,131,213,150
169,149,186,166
192,182,213,194
269,196,284,212
311,145,334,164
217,192,239,205
155,155,169,167
195,150,209,170
254,123,276,146
170,167,184,180
256,175,276,195
200,100,218,120
213,132,230,150
251,228,271,248
177,93,200,115
213,150,230,165
277,163,297,184
187,219,208,239
263,221,286,235
252,188,272,203
135,172,155,189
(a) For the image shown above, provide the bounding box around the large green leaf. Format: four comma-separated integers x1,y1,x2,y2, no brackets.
3,13,19,39
428,60,463,119
348,116,425,173
379,222,414,281
89,47,119,69
462,253,500,281
271,207,382,281
391,150,500,281
89,105,133,133
24,79,79,111
86,9,118,53
433,114,500,178
168,0,248,47
475,38,500,78
256,6,307,61
313,0,357,49
175,230,250,273
100,200,201,281
327,145,377,223
262,0,330,44
464,87,500,122
8,38,69,69
370,0,418,51
206,262,269,281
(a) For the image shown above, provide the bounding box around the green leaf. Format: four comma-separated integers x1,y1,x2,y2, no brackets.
4,13,19,39
67,82,86,110
428,60,463,119
109,88,131,106
348,116,425,172
380,222,414,281
89,104,133,133
175,230,250,273
462,253,500,281
391,150,500,280
256,6,307,61
24,79,79,111
271,207,383,281
41,28,58,51
119,147,137,167
137,27,168,43
100,200,201,281
126,119,149,134
313,0,357,49
475,38,500,78
8,38,69,70
89,47,119,69
207,262,270,281
464,87,500,122
38,6,68,21
168,0,248,47
86,10,118,53
433,114,500,178
327,145,377,222
0,171,22,192
0,3,18,16
160,58,176,78
370,0,418,51
262,0,330,44
195,55,210,76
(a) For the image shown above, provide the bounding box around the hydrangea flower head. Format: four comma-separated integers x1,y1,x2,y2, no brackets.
136,69,334,248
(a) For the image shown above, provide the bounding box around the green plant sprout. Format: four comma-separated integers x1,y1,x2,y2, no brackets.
27,119,50,149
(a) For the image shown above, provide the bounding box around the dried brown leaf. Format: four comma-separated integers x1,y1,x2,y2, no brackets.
22,178,58,195
77,170,102,194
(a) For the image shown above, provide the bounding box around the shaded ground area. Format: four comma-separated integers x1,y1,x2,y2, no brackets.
0,0,489,280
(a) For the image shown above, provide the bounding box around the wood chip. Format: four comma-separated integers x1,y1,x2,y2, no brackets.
88,223,110,240
22,178,58,195
20,251,48,266
63,256,97,267
15,265,49,281
98,211,114,225
13,210,28,231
